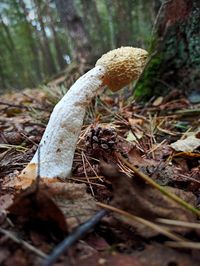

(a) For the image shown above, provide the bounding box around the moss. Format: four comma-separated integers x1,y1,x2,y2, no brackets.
134,1,200,101
134,53,164,100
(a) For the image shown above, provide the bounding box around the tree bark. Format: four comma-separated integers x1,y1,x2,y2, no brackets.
104,0,116,49
45,3,66,70
55,0,93,64
18,0,42,81
0,48,7,89
81,0,107,56
135,0,200,102
0,14,25,88
112,0,133,47
34,0,57,76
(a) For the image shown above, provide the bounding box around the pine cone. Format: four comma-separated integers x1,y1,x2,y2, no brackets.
85,125,117,158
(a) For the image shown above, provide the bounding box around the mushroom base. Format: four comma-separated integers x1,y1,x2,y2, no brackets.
20,66,106,179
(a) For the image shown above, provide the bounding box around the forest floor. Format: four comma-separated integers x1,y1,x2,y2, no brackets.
0,78,200,266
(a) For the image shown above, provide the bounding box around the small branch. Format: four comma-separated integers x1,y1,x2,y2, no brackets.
0,227,47,259
43,210,107,266
117,153,200,217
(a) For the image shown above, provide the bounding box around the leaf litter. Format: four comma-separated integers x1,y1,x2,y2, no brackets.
0,86,200,265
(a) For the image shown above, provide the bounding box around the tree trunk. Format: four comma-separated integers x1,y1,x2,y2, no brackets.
81,0,108,56
104,0,116,49
112,0,133,47
34,0,57,76
18,0,42,81
45,3,66,70
0,49,7,90
55,0,93,64
0,14,25,88
135,0,200,102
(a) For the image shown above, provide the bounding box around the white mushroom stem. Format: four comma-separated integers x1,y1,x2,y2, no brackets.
20,47,148,181
20,66,106,179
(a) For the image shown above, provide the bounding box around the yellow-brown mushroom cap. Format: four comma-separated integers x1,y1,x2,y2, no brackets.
96,47,148,92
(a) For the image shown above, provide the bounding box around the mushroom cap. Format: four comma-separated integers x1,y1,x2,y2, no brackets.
96,47,148,91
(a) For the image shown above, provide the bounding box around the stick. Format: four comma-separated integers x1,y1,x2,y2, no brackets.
0,227,47,259
43,210,107,266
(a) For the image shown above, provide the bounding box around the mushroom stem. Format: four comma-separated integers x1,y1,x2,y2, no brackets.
20,66,106,179
20,47,148,181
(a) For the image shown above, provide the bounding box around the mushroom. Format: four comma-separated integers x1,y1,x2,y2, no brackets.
20,47,148,180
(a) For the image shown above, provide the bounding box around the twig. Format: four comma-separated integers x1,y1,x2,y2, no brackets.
20,131,38,146
43,210,107,266
166,241,200,250
0,227,47,259
117,153,200,217
97,202,184,242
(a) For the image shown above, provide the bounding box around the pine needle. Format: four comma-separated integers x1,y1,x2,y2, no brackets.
157,218,200,229
166,241,200,250
97,202,185,242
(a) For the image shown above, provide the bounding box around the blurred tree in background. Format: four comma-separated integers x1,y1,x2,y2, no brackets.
0,0,157,92
135,0,200,101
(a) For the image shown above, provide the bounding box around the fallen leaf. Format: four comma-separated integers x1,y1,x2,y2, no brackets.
133,243,199,266
43,182,99,231
8,185,68,239
77,253,142,266
128,118,144,127
0,132,23,145
126,131,143,142
127,147,157,167
170,133,200,152
152,96,163,106
100,160,197,237
0,250,10,265
3,249,31,266
0,194,14,213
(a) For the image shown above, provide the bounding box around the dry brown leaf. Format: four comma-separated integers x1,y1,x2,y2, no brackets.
100,160,197,237
43,182,98,231
8,185,68,238
0,194,14,213
4,173,99,231
4,174,35,190
127,147,157,167
128,118,144,127
78,253,142,266
133,244,199,266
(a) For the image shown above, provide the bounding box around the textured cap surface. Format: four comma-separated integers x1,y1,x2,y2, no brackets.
96,46,148,91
